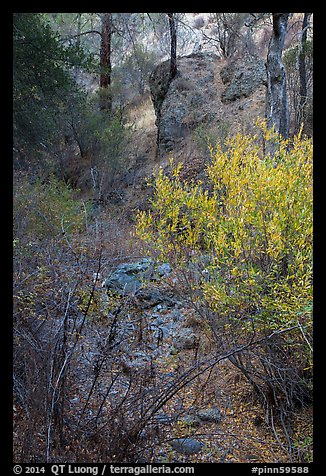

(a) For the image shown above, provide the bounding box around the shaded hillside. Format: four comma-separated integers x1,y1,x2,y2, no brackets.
115,52,267,216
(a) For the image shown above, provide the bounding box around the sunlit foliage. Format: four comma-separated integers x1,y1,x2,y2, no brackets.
137,123,312,358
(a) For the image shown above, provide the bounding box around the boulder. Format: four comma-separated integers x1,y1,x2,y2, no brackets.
169,437,204,455
102,258,173,301
149,53,219,152
136,288,165,307
157,262,172,277
182,414,202,427
173,327,198,350
196,407,222,423
102,258,154,294
149,60,171,125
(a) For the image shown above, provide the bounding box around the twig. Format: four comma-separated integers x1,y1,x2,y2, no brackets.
297,319,313,353
46,352,71,462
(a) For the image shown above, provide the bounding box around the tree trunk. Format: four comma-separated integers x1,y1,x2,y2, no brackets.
265,13,290,147
73,13,82,80
167,13,177,80
297,12,312,133
100,13,113,111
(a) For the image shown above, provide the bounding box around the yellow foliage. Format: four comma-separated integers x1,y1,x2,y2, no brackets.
136,123,312,349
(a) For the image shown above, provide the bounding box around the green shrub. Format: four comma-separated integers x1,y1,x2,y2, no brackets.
64,91,132,192
13,175,87,243
13,13,93,156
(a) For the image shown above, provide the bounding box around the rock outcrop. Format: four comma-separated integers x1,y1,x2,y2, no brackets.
149,52,266,154
196,407,222,423
149,60,172,127
149,52,219,152
220,55,267,103
169,437,204,455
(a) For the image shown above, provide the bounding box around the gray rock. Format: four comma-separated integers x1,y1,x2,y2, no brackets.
170,438,204,455
159,101,188,150
173,327,198,350
136,288,165,307
149,53,219,152
153,413,174,424
196,407,221,423
182,414,202,427
220,56,266,103
157,263,172,277
149,60,171,123
152,303,167,312
198,71,214,87
102,258,154,294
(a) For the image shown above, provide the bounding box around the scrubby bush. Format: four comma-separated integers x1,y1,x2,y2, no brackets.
208,13,249,58
136,122,313,436
62,89,132,196
13,175,87,245
114,43,157,98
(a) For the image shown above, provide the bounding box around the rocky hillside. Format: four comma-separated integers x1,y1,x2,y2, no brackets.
149,52,266,153
117,51,267,216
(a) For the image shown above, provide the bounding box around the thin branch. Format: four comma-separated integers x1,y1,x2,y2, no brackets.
297,319,313,353
61,30,102,42
46,351,71,462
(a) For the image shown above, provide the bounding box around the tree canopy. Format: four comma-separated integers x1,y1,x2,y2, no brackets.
13,13,92,155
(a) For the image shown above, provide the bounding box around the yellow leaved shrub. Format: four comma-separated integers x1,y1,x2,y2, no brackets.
136,122,312,359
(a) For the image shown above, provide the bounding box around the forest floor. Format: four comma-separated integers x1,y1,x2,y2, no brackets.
13,198,313,463
13,235,313,463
